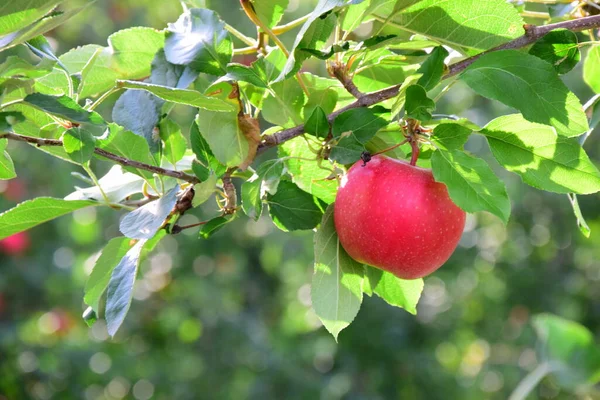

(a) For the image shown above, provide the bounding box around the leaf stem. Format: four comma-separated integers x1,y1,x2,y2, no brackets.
508,362,559,400
271,14,311,35
82,163,111,205
87,87,121,111
225,23,257,47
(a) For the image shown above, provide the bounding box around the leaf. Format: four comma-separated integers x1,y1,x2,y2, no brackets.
431,147,511,223
305,88,338,116
341,0,393,33
461,50,588,137
533,313,600,390
568,194,591,238
164,8,232,75
0,0,61,36
279,137,338,203
252,0,288,28
120,185,179,239
65,165,144,203
481,114,600,194
105,239,145,337
0,197,98,240
226,63,268,88
0,139,16,180
384,0,524,53
116,80,235,112
63,126,96,164
192,173,217,208
199,215,232,238
416,46,448,91
0,55,55,78
584,46,600,94
363,266,423,314
241,159,285,220
84,237,133,312
405,85,435,121
529,29,580,74
262,78,306,128
159,119,186,166
195,107,249,167
304,106,330,138
311,205,364,340
24,93,105,125
431,123,471,150
267,180,324,231
112,89,162,151
190,121,227,180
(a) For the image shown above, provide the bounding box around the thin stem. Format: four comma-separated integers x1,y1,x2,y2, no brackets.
372,139,408,156
508,362,559,400
82,163,111,205
521,11,551,20
225,23,257,47
240,0,289,56
271,14,311,35
233,46,258,55
87,87,121,111
60,68,74,99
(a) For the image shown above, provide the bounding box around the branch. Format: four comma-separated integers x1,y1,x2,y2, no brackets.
330,61,364,99
0,132,200,184
259,14,600,152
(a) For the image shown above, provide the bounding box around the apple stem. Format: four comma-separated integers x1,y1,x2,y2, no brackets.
409,140,420,166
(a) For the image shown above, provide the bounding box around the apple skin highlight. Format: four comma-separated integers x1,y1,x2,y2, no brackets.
334,155,466,280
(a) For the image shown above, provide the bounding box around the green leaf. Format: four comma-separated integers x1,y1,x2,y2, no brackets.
253,0,288,28
267,180,324,231
385,0,524,53
363,266,423,314
353,61,418,95
63,126,96,164
159,119,186,166
192,173,217,208
226,63,268,88
279,137,338,203
0,0,61,36
304,106,330,138
84,237,133,313
405,84,435,121
164,8,232,75
416,46,448,91
304,88,338,116
341,0,391,33
568,194,591,238
105,239,145,337
195,107,248,168
262,78,306,128
584,46,600,94
0,139,16,180
241,159,284,220
0,55,54,78
461,50,588,137
431,123,471,150
0,197,98,240
190,121,227,180
533,313,600,390
529,29,580,74
24,93,105,125
311,204,364,340
116,80,235,112
481,114,600,194
199,215,232,239
120,186,179,239
431,148,511,223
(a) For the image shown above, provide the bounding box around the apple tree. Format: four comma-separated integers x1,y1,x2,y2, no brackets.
2,3,600,394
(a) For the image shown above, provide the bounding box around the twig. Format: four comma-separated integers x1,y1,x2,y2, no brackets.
221,167,237,214
330,61,364,99
0,132,200,184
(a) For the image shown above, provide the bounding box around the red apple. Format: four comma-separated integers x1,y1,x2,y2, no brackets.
0,232,30,256
334,155,466,279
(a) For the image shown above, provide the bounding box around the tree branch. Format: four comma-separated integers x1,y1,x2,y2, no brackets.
0,132,200,184
258,14,600,152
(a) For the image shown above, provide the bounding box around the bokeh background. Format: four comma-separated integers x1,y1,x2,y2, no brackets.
1,0,600,399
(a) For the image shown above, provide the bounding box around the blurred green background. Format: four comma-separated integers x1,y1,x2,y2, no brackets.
2,1,600,399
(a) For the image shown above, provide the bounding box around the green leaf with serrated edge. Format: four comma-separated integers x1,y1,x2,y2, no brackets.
332,105,388,141
120,185,179,240
267,180,324,231
341,0,392,33
304,106,330,138
252,0,288,28
0,139,16,180
0,56,54,78
63,127,95,164
416,46,448,91
431,123,471,150
0,0,61,36
105,239,145,337
84,237,133,313
117,81,235,112
199,215,232,239
301,72,355,108
529,29,580,74
276,1,343,81
195,109,248,168
0,198,98,240
279,138,337,203
311,204,364,340
241,159,284,220
405,85,435,121
1,78,35,104
461,50,588,137
24,93,105,125
164,8,232,76
365,129,406,160
192,173,217,208
391,73,422,117
305,88,338,117
584,46,600,94
159,119,186,167
98,124,157,181
431,148,510,223
355,62,418,95
329,136,365,164
533,313,600,390
384,0,524,54
363,266,423,314
226,63,268,88
262,78,306,128
568,194,591,238
481,114,600,194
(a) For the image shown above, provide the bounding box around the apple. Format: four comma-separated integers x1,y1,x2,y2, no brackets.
334,155,466,279
0,232,30,256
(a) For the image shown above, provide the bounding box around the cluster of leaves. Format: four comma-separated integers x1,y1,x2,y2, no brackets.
1,0,600,353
